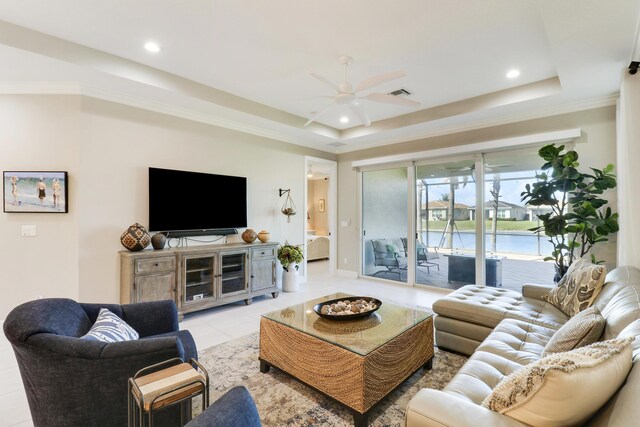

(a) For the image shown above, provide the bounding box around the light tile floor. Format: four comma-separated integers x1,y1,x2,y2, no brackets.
0,261,450,426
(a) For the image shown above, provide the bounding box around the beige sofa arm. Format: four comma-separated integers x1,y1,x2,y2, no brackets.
406,389,529,427
521,283,555,301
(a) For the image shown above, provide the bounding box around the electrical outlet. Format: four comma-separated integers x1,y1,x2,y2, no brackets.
343,257,348,265
22,225,37,237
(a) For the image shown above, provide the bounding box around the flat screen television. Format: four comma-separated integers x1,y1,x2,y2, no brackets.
149,167,247,235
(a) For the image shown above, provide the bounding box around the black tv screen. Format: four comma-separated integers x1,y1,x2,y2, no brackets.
149,167,247,234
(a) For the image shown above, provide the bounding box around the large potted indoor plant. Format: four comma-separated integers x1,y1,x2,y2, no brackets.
521,144,619,282
277,242,304,292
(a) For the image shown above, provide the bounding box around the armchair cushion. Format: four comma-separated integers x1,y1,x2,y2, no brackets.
81,299,179,337
385,243,400,256
81,308,139,342
186,386,261,427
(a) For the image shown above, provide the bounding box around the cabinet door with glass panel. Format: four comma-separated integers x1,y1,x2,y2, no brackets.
218,250,249,298
182,254,216,305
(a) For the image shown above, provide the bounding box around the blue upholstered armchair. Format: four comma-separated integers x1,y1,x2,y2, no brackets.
3,298,196,427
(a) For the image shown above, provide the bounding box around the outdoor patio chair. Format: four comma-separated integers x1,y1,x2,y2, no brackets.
370,239,407,279
401,238,440,273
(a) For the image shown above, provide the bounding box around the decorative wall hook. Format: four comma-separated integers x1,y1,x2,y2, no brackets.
279,188,297,222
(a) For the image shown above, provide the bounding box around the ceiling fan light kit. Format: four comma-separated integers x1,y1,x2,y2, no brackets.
304,55,420,127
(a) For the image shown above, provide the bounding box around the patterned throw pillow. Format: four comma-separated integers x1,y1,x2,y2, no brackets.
543,259,607,316
542,306,605,356
81,308,139,343
482,337,634,427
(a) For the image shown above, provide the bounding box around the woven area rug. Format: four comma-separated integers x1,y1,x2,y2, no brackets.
197,332,467,426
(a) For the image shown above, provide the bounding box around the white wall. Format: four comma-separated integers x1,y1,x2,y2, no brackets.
337,106,618,275
0,96,81,317
0,95,335,317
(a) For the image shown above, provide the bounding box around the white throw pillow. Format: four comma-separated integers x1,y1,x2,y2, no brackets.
81,308,139,343
542,306,605,356
482,337,634,427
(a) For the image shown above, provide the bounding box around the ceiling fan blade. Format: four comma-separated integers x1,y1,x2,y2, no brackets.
304,103,335,127
308,71,340,92
362,93,421,108
349,100,371,126
355,70,405,93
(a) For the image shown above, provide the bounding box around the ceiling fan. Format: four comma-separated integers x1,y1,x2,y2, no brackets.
304,56,420,127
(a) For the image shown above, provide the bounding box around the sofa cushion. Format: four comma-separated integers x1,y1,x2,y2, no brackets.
544,259,606,316
442,318,556,405
433,285,569,331
482,337,634,427
542,306,605,356
81,308,139,343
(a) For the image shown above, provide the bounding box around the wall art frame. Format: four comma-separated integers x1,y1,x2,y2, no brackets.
3,171,69,213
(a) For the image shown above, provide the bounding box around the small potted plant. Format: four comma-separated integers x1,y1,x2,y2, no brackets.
278,243,304,292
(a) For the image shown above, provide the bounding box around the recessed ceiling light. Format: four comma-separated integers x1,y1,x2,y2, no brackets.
506,69,521,79
144,41,161,53
340,116,349,124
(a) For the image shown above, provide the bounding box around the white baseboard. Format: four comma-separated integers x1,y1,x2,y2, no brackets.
336,269,358,279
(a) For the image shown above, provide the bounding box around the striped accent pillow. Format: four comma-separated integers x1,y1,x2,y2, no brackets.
542,306,605,356
81,308,139,343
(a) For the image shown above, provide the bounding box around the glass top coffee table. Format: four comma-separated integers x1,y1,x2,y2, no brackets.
259,293,434,426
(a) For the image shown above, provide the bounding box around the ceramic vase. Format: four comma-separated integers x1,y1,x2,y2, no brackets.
257,230,271,243
151,233,167,250
242,229,258,243
282,264,299,292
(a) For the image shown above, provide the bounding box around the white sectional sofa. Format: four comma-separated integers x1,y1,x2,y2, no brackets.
405,266,640,426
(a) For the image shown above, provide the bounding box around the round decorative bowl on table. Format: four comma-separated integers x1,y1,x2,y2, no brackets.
313,296,382,321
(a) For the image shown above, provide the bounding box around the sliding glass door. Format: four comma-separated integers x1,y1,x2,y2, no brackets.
482,149,555,291
362,168,408,283
360,145,555,290
415,158,477,288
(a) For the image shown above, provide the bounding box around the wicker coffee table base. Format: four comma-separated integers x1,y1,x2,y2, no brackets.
259,316,434,427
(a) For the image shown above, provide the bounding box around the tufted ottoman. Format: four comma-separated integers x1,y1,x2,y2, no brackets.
433,284,568,355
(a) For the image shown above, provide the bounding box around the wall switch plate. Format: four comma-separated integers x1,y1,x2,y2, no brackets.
22,225,37,237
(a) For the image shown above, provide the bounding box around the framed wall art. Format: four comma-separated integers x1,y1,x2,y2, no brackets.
3,171,68,213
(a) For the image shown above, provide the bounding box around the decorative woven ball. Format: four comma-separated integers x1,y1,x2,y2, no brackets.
257,230,271,243
120,223,151,251
242,229,258,243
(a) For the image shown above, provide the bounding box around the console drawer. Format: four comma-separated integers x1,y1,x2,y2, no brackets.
135,257,176,274
252,247,276,259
